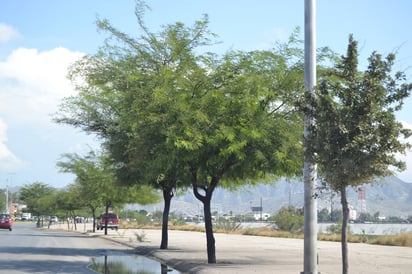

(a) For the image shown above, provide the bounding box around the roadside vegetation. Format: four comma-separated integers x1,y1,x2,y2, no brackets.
118,218,412,248
115,207,412,247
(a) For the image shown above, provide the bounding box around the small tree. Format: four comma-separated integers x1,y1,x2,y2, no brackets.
306,35,412,274
318,208,330,222
19,182,56,226
0,188,7,212
55,186,84,230
57,150,159,234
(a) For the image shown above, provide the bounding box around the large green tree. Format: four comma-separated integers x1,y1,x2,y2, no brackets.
306,35,412,274
55,2,216,249
175,47,304,263
55,2,304,263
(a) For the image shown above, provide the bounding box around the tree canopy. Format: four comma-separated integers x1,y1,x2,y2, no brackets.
306,34,412,274
57,150,159,233
19,182,56,219
54,1,306,262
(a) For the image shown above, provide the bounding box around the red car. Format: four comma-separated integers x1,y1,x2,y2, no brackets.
0,214,12,231
96,212,119,230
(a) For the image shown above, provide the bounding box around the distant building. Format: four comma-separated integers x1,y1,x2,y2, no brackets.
357,186,367,218
349,207,357,221
254,213,271,221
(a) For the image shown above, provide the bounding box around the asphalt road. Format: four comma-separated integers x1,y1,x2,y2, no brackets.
0,222,133,274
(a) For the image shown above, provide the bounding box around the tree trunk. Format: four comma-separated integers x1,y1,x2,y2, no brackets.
203,196,216,263
73,212,78,231
160,187,174,249
340,184,349,274
191,174,218,264
91,208,96,233
104,205,109,236
36,214,41,228
66,215,70,230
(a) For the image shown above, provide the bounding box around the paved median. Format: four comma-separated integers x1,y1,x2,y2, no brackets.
50,222,412,274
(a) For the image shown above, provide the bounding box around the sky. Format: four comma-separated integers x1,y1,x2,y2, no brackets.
1,0,412,188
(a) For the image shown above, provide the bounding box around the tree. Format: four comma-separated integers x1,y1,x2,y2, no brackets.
55,2,304,263
306,35,412,274
177,47,304,263
55,2,211,248
57,150,159,234
19,182,56,225
58,151,106,232
331,209,343,222
54,186,84,230
0,188,6,212
318,208,330,222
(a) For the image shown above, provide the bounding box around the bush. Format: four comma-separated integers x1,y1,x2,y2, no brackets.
135,213,151,226
273,206,303,232
214,218,241,233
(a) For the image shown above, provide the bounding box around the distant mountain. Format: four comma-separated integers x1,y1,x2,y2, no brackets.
138,176,412,218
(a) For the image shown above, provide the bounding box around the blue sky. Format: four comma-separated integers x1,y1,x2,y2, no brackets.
1,0,412,188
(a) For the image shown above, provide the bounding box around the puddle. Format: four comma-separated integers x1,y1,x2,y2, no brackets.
89,254,181,274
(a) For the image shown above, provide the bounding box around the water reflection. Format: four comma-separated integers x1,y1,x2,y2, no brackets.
89,254,181,274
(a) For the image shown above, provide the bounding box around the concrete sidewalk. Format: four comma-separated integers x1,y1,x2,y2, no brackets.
51,222,412,274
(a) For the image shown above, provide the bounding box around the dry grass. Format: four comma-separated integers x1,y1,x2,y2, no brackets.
318,233,363,243
242,227,303,239
168,224,205,232
318,232,412,247
369,233,412,247
120,221,412,247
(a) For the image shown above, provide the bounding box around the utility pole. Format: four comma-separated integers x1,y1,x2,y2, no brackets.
302,0,318,273
5,185,9,213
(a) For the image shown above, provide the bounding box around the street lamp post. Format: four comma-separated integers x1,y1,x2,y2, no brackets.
302,0,318,273
5,185,9,213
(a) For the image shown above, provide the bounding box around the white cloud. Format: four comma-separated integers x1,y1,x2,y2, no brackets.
0,119,24,170
0,47,84,125
0,23,21,42
0,47,86,174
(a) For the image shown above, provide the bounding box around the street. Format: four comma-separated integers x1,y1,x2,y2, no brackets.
0,222,132,274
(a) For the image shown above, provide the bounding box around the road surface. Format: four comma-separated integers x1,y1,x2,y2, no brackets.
0,222,132,274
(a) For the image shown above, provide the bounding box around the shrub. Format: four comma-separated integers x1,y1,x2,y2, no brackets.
214,219,241,233
273,206,304,232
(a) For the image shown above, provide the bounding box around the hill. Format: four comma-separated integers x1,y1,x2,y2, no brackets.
138,176,412,218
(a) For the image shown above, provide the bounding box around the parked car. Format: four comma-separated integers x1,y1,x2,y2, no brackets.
0,214,12,231
50,216,58,223
96,212,119,230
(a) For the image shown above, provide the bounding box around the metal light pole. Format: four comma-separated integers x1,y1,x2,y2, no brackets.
302,0,318,273
5,185,9,213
